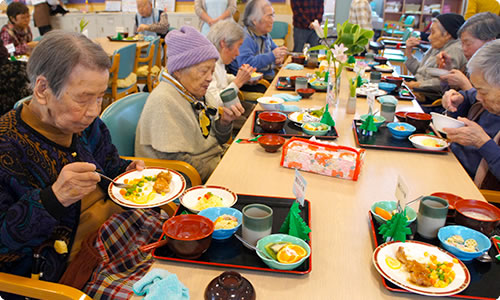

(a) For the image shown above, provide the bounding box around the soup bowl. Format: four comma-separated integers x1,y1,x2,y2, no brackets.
258,112,287,133
405,112,432,132
455,199,500,235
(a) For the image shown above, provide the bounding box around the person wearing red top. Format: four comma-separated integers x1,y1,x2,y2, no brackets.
0,2,35,56
290,0,324,52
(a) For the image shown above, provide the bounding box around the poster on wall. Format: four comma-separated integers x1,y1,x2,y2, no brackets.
155,0,174,12
122,0,137,12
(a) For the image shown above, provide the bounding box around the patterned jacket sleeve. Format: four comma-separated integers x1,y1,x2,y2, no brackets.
147,11,169,34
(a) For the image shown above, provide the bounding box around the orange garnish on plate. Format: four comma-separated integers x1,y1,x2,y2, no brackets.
277,244,307,264
375,207,393,220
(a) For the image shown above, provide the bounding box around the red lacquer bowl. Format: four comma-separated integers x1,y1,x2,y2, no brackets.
258,135,286,153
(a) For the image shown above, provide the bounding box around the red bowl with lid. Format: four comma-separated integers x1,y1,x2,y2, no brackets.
455,199,500,235
395,111,407,122
258,135,286,153
258,112,287,133
406,112,432,132
384,76,404,88
431,192,465,217
140,214,214,259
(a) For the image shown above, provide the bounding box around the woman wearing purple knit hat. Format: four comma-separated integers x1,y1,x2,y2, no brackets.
135,26,244,182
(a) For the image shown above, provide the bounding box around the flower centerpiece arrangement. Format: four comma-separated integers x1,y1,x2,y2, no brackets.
309,20,374,105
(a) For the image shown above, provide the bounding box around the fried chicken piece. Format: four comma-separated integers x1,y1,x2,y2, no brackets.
153,171,171,194
396,246,432,287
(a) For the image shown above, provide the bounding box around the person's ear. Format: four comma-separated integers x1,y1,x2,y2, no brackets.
33,76,51,105
220,40,227,50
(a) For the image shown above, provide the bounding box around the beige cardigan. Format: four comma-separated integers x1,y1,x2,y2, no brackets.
135,81,232,182
194,0,237,30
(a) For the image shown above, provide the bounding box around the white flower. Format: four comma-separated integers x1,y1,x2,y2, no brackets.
332,44,348,63
311,20,324,38
354,61,368,74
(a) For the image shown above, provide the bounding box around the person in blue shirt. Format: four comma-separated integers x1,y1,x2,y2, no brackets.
442,40,500,191
227,0,287,82
134,0,169,38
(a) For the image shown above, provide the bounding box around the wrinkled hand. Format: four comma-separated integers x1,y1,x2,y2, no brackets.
52,162,100,207
219,103,245,126
405,37,420,55
443,118,491,148
440,70,473,90
442,89,464,112
234,64,256,88
436,51,452,69
406,81,421,89
273,46,288,62
126,160,145,172
137,24,150,32
207,18,217,26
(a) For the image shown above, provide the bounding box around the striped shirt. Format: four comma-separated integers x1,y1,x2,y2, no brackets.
349,0,373,30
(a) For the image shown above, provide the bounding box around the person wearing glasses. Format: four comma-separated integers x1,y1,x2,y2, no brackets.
135,26,244,182
228,0,287,83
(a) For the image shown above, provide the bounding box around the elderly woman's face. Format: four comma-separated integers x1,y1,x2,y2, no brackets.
460,31,488,60
43,64,108,134
429,21,451,49
254,5,275,35
470,71,500,115
220,39,243,65
175,59,216,99
11,13,30,29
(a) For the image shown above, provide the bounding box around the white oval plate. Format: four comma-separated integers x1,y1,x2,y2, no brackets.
374,65,394,73
108,167,186,208
180,185,237,213
288,111,321,125
409,134,449,151
357,88,387,97
373,240,470,297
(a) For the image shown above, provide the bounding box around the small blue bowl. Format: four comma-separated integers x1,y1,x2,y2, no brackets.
387,122,416,139
198,207,242,240
438,225,491,261
301,122,331,136
378,82,397,93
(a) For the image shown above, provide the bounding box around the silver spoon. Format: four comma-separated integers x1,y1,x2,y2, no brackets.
234,234,274,260
475,251,493,263
96,172,133,189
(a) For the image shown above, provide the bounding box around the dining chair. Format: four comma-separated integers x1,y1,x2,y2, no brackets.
384,15,415,37
136,37,161,92
100,92,202,213
480,189,500,205
106,43,139,102
270,21,291,48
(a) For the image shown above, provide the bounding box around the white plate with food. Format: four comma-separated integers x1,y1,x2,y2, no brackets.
374,64,395,73
180,185,237,213
427,68,450,77
288,111,322,125
409,134,449,151
356,87,387,97
373,240,470,297
108,167,186,208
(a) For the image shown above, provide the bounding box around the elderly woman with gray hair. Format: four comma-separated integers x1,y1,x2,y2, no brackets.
205,19,256,107
227,0,287,82
0,30,166,299
404,13,467,102
438,12,500,91
136,26,244,182
442,39,500,191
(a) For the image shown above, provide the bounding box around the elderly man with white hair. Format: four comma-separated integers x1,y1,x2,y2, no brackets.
134,0,169,37
442,39,500,191
227,0,287,82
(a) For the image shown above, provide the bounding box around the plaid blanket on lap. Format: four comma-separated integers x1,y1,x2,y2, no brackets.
84,209,165,299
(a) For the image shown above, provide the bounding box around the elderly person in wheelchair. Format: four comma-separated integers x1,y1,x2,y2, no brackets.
0,30,166,299
442,40,500,191
135,26,244,182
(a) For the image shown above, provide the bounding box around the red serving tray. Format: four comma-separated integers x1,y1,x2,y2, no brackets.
369,212,500,299
152,194,312,275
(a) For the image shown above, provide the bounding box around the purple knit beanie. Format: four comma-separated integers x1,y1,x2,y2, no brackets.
166,26,220,73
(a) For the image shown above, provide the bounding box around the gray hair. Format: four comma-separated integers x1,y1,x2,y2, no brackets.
206,19,245,52
27,30,111,99
458,12,500,41
467,39,500,87
242,0,271,29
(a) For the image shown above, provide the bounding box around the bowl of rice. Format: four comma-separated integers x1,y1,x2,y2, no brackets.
179,185,237,213
198,207,242,240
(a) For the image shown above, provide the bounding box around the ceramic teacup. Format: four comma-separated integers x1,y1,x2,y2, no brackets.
242,204,273,247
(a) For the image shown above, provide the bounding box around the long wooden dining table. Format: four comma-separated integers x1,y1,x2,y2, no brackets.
94,37,149,56
137,61,486,299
